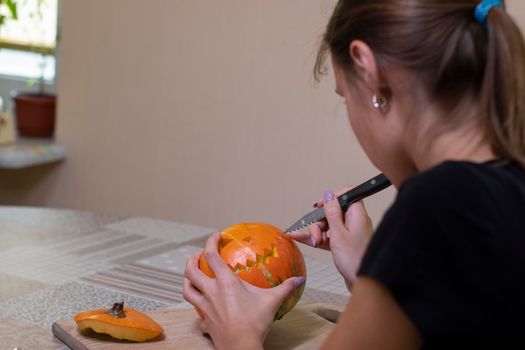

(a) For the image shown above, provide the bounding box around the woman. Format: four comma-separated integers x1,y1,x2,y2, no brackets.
183,0,525,348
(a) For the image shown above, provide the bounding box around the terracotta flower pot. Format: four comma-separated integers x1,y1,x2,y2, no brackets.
12,92,57,138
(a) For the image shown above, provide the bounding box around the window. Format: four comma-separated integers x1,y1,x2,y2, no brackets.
0,0,58,81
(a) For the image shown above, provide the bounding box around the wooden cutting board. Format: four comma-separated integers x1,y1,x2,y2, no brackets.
52,303,343,350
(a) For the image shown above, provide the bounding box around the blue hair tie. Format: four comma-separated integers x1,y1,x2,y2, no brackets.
474,0,504,25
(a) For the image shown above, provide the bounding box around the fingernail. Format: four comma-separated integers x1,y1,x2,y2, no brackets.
324,189,335,202
311,236,316,247
295,276,306,287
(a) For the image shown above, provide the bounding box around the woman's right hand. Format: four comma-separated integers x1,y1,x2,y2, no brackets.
287,188,373,290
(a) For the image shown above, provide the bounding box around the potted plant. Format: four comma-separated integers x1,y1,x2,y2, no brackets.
11,55,56,137
7,0,57,138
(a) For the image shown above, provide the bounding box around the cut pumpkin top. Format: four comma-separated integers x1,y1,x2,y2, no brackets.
75,305,164,333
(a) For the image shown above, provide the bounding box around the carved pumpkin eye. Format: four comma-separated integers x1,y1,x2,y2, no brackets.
74,302,164,342
198,222,307,320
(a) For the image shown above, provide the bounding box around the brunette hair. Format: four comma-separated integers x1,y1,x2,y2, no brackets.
315,0,525,167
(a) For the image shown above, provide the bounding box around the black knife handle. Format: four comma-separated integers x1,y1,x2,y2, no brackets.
337,173,391,213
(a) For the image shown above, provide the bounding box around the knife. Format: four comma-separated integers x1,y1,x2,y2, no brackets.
283,173,392,234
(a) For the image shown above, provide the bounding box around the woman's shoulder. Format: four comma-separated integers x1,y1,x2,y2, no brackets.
363,161,525,344
390,159,525,228
398,159,525,204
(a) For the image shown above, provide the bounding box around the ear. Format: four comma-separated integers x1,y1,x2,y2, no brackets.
349,40,383,92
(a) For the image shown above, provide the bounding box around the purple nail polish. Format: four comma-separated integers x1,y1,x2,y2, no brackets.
311,236,316,247
295,276,306,287
324,189,335,202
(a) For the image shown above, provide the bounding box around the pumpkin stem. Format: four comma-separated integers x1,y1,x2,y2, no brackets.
106,301,126,318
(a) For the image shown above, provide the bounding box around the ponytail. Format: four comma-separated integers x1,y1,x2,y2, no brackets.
483,6,525,167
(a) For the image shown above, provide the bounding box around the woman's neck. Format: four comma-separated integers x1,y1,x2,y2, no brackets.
381,86,497,187
412,125,496,173
385,127,495,189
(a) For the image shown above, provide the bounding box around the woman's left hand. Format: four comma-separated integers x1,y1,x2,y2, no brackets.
183,232,306,350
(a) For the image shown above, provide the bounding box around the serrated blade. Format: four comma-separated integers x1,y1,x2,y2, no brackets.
284,207,326,234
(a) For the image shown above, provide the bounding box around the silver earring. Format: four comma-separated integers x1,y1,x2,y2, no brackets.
372,95,387,110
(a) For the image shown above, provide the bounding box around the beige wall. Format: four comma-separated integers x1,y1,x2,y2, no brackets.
1,0,524,232
508,0,525,31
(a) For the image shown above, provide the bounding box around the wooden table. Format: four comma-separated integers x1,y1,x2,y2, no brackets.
0,206,349,349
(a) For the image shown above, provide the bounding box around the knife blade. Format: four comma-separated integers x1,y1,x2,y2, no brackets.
283,173,392,234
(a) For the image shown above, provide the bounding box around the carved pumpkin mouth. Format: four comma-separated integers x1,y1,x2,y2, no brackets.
199,222,307,319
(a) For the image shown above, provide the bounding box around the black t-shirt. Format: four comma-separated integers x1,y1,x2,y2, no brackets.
359,160,525,349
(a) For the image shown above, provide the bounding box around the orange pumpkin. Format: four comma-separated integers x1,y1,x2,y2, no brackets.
199,222,307,320
74,302,163,342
